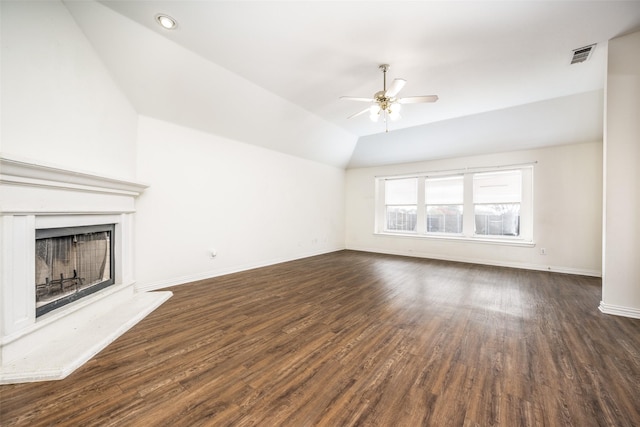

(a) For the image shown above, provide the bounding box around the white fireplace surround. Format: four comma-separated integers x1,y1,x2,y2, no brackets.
0,154,172,384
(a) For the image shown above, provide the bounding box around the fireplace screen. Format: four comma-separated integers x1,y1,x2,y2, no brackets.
35,224,115,317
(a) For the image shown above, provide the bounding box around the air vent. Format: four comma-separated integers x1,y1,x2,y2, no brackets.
571,44,596,64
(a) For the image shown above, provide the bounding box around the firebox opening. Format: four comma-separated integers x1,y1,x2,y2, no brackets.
35,224,116,317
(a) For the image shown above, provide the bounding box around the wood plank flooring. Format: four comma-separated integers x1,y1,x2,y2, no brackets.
2,250,640,426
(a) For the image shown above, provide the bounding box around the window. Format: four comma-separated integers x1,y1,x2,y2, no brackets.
473,171,521,236
384,178,417,232
425,175,463,234
375,166,533,243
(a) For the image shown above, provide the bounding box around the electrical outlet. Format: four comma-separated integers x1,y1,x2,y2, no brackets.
540,248,547,255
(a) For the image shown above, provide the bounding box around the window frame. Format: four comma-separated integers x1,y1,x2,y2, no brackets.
374,166,534,246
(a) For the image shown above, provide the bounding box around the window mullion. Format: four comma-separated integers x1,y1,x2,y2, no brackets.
416,177,426,233
462,173,474,237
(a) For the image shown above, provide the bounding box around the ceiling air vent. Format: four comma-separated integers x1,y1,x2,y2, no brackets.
571,44,596,64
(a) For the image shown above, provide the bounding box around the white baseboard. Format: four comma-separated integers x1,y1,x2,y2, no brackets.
599,302,640,319
137,244,602,293
345,245,602,277
136,246,345,292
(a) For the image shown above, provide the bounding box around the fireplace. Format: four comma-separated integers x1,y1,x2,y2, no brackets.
0,154,172,384
36,224,116,317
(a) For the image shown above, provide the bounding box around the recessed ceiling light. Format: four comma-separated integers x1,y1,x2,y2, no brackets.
155,14,177,30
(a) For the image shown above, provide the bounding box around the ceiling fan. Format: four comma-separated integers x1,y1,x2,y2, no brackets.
340,64,438,132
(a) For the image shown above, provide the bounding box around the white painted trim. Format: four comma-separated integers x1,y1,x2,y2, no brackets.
0,153,148,195
346,245,602,277
1,210,138,215
373,232,536,248
137,246,345,292
599,302,640,319
0,174,142,197
373,161,538,179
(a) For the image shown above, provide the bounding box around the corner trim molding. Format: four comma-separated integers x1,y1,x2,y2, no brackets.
599,301,640,319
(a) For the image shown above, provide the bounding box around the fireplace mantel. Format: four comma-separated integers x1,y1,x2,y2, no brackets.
0,154,171,384
0,153,148,214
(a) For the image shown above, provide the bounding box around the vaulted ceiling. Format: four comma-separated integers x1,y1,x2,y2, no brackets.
63,1,640,168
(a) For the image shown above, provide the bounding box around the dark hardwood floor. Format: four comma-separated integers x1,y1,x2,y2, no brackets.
2,250,640,426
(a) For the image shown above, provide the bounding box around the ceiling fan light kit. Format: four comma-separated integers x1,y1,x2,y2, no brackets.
341,64,438,132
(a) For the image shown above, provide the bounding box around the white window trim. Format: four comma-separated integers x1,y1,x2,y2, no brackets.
374,164,535,246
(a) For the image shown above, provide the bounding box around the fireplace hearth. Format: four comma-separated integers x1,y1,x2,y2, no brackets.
0,154,172,384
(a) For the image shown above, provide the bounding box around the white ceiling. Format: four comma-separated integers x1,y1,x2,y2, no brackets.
64,1,640,168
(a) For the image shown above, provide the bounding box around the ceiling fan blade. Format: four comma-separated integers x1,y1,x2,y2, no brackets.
347,107,371,119
385,78,406,97
397,95,439,104
340,96,374,102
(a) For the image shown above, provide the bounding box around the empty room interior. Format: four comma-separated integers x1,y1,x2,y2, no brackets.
2,0,640,425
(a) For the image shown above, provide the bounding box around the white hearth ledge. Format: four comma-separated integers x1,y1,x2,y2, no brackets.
0,284,171,384
0,153,171,384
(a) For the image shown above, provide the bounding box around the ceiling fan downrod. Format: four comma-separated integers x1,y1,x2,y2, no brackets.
374,64,395,131
379,64,389,93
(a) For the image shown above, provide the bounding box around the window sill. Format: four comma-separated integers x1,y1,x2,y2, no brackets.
375,231,535,247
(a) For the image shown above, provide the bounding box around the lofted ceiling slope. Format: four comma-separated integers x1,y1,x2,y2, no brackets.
65,1,640,168
349,90,604,168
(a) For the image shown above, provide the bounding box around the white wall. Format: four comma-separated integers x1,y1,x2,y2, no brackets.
346,142,603,276
135,116,346,290
601,30,640,318
1,0,347,293
62,0,357,169
0,0,613,297
0,1,137,180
